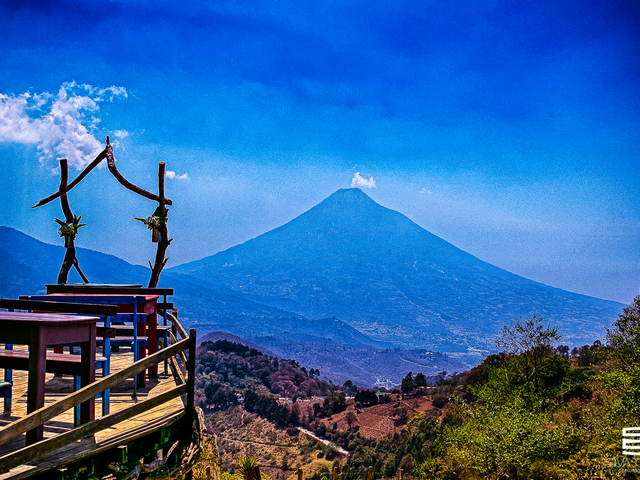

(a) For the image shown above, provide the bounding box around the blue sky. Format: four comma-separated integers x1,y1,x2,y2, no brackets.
0,0,638,304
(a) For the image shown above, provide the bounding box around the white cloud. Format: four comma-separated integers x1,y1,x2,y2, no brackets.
114,129,129,139
166,170,189,180
351,172,376,189
420,188,433,195
0,82,127,169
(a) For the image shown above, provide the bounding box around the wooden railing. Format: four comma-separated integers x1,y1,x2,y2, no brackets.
0,323,196,473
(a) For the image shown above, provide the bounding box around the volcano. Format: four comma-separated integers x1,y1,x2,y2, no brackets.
170,188,623,358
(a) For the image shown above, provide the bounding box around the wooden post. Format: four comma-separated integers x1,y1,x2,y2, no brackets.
297,469,303,480
253,465,262,480
398,468,402,480
428,470,433,480
56,159,80,284
186,328,197,417
333,467,338,480
367,466,373,480
148,162,171,288
118,445,128,463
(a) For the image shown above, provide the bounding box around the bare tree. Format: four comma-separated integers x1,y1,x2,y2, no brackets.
495,313,562,355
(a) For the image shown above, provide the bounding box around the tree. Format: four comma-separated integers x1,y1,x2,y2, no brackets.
393,403,409,423
598,295,640,424
398,454,416,474
606,294,640,361
401,372,415,393
415,372,427,388
342,379,357,395
345,409,358,429
496,313,562,355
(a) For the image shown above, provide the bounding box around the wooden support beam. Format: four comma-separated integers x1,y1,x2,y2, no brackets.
167,311,187,340
169,355,186,386
168,331,189,368
186,328,196,416
149,161,171,288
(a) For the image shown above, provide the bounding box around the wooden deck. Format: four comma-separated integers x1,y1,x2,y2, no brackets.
0,345,186,478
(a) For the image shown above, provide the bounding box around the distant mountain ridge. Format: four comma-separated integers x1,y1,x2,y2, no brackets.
170,188,624,359
0,225,443,385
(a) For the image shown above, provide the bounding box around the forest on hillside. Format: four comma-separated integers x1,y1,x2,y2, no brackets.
194,296,640,480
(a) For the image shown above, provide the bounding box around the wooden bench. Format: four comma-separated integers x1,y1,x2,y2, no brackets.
0,350,108,376
0,348,109,426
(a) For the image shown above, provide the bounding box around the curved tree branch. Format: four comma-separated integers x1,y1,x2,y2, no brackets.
57,159,76,283
33,136,172,208
105,139,172,206
32,148,108,208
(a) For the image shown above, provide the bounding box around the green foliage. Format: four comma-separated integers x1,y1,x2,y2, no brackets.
221,471,273,480
606,294,640,362
341,416,443,479
596,364,640,426
413,457,441,479
445,397,577,478
220,473,241,480
354,389,378,406
192,436,221,480
202,300,640,480
54,214,87,237
134,212,168,230
345,410,358,429
598,295,640,425
238,456,257,479
463,349,572,410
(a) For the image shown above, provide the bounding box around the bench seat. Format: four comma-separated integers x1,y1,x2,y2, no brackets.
0,350,108,377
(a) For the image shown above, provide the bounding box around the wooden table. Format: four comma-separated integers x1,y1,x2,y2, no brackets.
0,311,98,444
44,294,159,384
45,283,143,294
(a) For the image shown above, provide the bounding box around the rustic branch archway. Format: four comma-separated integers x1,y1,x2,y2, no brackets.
34,136,174,288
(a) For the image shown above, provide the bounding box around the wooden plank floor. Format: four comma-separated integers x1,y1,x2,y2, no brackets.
0,344,185,479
